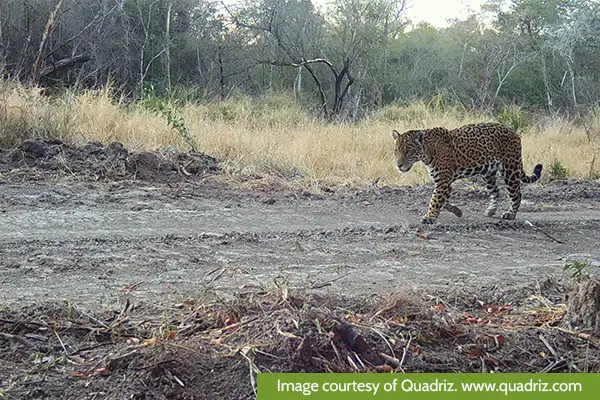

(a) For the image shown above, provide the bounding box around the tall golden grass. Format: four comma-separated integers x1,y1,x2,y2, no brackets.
1,82,599,187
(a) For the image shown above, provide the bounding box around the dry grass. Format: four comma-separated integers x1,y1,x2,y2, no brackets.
1,82,599,188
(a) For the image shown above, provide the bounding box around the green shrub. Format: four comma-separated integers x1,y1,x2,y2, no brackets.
549,160,569,180
498,105,527,131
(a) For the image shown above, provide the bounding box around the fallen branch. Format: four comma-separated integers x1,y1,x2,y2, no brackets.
39,54,91,77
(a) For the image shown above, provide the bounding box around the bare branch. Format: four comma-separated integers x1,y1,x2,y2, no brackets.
31,0,65,85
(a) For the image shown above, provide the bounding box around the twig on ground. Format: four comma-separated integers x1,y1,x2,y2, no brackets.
68,342,114,356
107,349,139,369
309,272,351,290
215,316,261,335
379,352,400,368
206,268,226,284
240,347,259,397
539,334,558,357
54,329,69,354
330,341,343,364
346,355,359,371
524,221,564,244
0,332,38,347
0,318,45,328
540,359,567,373
398,336,412,372
173,374,185,387
120,281,145,292
352,352,366,370
369,327,395,358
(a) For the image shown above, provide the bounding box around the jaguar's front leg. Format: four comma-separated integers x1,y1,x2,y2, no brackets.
422,181,452,224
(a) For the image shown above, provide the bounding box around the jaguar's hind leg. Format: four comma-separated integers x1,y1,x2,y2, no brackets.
483,170,500,217
501,168,522,220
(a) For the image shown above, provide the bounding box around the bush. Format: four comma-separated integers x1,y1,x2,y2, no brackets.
498,105,527,132
549,160,569,180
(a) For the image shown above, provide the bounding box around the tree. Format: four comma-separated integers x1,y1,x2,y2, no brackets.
226,0,407,119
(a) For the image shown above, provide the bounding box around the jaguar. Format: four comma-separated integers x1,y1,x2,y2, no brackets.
392,122,543,224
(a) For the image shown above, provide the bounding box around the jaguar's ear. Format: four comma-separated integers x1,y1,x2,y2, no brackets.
392,130,400,140
415,130,424,145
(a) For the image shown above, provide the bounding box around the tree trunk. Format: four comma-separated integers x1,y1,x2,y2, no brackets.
540,55,553,112
217,46,225,100
164,2,172,94
563,279,600,336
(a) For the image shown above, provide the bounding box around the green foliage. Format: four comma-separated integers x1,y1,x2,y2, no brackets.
498,105,527,131
563,260,592,281
140,85,198,152
549,160,569,180
140,85,167,112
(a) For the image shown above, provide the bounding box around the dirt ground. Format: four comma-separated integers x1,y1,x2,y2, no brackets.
1,140,600,399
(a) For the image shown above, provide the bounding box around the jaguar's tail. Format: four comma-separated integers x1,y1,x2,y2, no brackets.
521,164,543,183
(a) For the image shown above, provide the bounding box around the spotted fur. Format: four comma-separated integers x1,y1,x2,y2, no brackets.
392,122,543,224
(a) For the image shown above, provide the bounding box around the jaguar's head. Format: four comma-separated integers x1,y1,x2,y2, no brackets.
392,129,425,173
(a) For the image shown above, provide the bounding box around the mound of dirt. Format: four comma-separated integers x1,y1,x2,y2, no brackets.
0,139,220,182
